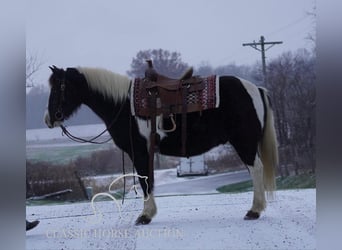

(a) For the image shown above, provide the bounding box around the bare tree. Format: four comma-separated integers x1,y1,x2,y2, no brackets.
127,49,189,78
306,4,316,46
26,53,43,88
214,63,254,82
266,49,315,176
195,62,214,76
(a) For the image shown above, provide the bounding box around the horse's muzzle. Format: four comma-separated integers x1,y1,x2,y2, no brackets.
44,110,62,128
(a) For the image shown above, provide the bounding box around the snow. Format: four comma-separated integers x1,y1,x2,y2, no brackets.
26,189,315,250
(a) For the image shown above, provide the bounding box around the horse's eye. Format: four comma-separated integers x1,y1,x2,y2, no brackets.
55,111,64,120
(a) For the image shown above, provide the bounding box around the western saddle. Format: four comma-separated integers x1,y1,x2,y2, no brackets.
143,59,204,117
142,60,204,184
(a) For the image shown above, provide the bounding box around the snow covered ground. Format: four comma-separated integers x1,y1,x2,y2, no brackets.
26,189,315,250
26,125,315,249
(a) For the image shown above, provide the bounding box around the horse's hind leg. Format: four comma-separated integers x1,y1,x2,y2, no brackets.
230,137,266,219
245,156,266,220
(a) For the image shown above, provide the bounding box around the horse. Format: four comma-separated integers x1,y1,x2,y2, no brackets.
44,65,278,225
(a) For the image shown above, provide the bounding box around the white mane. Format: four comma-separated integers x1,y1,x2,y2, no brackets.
77,67,131,102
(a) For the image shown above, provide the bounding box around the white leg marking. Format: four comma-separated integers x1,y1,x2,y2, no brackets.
248,156,266,213
140,194,157,219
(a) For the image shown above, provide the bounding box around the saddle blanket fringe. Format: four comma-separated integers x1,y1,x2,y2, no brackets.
130,75,220,116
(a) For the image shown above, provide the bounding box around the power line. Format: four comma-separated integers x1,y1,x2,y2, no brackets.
265,15,310,37
242,36,283,84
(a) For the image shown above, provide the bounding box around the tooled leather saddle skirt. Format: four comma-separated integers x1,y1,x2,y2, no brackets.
131,75,219,118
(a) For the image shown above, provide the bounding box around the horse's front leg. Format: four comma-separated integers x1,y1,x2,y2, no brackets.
135,192,157,225
133,154,157,225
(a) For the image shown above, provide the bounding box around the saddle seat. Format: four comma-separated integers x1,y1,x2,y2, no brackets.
144,64,204,116
145,66,202,92
157,67,194,82
145,59,193,82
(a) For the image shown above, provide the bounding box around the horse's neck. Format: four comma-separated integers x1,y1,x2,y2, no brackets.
83,92,129,128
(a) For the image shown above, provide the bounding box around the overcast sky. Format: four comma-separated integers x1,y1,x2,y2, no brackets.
26,0,315,87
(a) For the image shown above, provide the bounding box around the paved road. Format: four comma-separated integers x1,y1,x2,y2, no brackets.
154,170,251,195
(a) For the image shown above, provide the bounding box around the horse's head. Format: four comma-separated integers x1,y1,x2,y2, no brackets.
44,66,83,128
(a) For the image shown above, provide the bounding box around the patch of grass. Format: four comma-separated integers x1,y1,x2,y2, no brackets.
276,173,316,189
26,199,78,206
217,173,316,193
26,144,111,164
217,180,253,193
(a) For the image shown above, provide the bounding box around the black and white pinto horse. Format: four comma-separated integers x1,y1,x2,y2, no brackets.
44,66,278,225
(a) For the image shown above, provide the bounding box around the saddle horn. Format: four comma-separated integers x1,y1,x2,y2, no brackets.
145,59,158,81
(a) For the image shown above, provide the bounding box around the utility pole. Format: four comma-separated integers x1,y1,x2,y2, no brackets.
243,35,283,84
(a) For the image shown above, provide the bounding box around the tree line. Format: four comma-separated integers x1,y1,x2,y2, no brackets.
266,49,315,176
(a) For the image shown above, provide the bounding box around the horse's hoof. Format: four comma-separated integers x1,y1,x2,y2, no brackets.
135,215,152,225
244,210,260,220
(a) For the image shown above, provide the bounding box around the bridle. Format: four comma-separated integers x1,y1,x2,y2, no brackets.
51,74,127,145
54,78,66,122
60,101,125,145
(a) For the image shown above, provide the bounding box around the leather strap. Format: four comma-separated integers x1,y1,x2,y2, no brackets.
181,86,188,156
147,90,158,190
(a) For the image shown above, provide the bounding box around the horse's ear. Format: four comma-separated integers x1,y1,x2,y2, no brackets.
49,65,58,73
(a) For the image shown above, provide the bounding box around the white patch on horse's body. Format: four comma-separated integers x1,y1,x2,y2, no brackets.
136,117,166,151
215,75,220,108
247,156,266,213
238,77,264,129
77,67,131,103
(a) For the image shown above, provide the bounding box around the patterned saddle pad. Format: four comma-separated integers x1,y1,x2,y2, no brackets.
130,75,220,117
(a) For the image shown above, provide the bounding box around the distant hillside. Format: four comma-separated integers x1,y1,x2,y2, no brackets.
26,86,101,129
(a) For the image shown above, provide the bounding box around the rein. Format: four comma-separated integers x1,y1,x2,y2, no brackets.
60,125,112,144
59,97,126,144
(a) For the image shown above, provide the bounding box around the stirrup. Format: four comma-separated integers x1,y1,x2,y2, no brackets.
158,114,176,132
